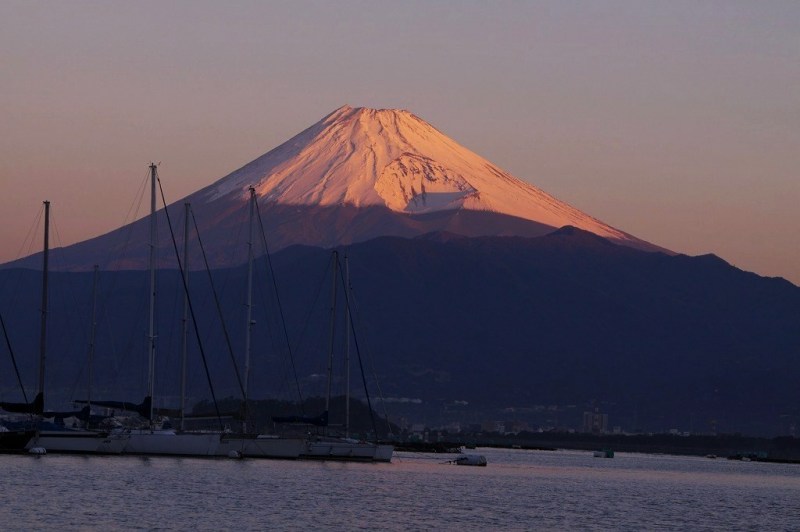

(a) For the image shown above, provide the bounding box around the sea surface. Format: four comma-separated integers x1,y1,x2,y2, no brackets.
1,447,799,531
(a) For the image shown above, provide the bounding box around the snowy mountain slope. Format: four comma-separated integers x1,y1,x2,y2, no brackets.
201,105,635,243
3,105,665,271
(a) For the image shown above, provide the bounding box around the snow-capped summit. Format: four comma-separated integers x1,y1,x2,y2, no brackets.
203,105,632,244
3,106,664,271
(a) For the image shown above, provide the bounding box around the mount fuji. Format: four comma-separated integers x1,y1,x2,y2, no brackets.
4,105,665,271
3,107,799,436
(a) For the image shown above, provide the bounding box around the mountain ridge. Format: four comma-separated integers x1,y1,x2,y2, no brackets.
1,228,797,436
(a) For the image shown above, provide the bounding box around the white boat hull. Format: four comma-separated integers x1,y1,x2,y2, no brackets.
27,430,128,454
123,430,220,456
373,444,394,463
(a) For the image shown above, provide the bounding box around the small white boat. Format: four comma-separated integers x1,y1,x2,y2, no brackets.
450,454,487,466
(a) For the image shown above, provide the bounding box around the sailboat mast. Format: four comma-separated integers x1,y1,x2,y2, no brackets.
147,163,157,424
37,200,50,406
243,187,256,432
325,251,338,417
344,254,351,438
87,264,99,422
180,202,190,431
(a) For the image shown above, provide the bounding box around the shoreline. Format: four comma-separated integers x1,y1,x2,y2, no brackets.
391,432,800,464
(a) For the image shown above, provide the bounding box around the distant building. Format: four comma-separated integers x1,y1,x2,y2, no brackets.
481,420,505,433
410,423,426,434
398,417,410,431
443,422,462,434
582,410,608,434
505,420,531,435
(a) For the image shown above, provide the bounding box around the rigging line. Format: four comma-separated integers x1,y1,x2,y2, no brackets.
254,269,282,392
254,274,293,405
334,253,379,440
90,171,149,385
103,276,150,394
254,198,305,408
0,311,29,404
253,265,297,405
110,169,149,268
10,204,43,263
189,208,246,400
96,168,149,272
49,213,88,375
49,211,65,262
156,175,223,431
183,247,217,368
180,211,214,353
284,253,333,415
65,274,93,408
347,279,393,435
164,262,182,380
125,168,152,224
64,265,106,408
204,200,246,317
0,206,44,311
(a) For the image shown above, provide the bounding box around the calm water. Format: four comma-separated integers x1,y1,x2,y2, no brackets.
1,448,799,530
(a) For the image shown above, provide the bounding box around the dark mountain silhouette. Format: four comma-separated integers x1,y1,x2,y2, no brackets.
2,228,797,436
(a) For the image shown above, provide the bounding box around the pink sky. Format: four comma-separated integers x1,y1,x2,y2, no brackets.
1,1,798,284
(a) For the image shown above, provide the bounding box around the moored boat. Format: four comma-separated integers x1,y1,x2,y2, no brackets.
284,252,394,463
212,188,307,460
3,202,126,455
450,454,488,466
81,165,228,457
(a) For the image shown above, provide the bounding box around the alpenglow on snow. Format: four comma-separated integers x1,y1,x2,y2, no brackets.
3,105,662,271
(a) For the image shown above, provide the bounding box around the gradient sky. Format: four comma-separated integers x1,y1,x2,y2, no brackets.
2,1,798,283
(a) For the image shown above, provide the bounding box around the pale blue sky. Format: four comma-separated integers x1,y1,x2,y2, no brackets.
1,1,798,282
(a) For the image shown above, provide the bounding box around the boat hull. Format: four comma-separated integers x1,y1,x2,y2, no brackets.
26,430,128,454
373,444,394,463
453,454,487,466
0,429,37,453
123,430,220,456
302,438,394,462
217,435,305,459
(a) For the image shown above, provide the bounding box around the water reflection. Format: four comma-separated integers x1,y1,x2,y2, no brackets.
1,448,798,530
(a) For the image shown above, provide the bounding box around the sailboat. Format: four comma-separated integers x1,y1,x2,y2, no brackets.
295,251,394,462
81,164,222,456
116,164,224,456
15,201,129,454
88,169,301,458
215,187,305,459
